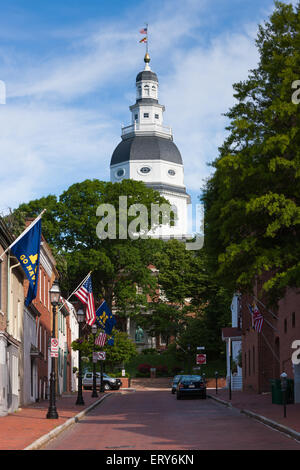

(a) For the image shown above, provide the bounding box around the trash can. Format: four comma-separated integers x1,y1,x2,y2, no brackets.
270,379,294,404
270,379,282,404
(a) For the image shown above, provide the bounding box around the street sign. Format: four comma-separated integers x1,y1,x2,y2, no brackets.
94,351,106,361
50,338,58,358
196,353,206,365
197,346,205,350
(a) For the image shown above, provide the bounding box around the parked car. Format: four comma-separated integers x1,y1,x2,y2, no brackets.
176,375,206,400
82,372,122,391
171,375,184,394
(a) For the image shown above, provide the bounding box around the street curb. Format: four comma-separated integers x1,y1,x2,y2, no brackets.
208,394,300,442
24,393,113,450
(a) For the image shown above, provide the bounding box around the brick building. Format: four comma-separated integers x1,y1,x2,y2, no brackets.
239,281,300,402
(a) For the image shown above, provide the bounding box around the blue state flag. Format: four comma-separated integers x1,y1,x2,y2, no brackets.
10,217,42,306
95,300,116,335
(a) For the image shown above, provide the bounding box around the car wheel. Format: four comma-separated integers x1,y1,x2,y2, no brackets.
104,383,111,391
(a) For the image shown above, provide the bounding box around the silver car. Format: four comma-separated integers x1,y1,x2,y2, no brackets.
82,372,122,391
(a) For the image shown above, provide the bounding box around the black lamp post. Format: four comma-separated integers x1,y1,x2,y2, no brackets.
46,279,61,419
91,324,99,398
75,308,85,405
280,372,288,418
215,371,219,395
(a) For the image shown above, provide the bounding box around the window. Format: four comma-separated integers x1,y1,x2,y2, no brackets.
292,312,296,328
248,349,251,376
168,169,176,176
155,114,159,119
144,85,150,96
140,166,151,174
116,168,125,179
135,114,138,120
143,113,149,118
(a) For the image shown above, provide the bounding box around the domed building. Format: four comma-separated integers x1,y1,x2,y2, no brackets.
110,53,190,238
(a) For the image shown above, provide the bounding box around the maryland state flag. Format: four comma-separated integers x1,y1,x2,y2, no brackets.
95,300,116,335
10,215,42,306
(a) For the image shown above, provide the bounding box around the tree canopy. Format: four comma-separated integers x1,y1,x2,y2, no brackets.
202,1,300,304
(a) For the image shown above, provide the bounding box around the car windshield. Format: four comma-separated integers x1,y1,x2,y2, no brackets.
180,375,202,382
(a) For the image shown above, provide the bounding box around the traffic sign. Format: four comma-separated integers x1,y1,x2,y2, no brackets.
93,351,106,361
50,338,58,358
196,353,206,365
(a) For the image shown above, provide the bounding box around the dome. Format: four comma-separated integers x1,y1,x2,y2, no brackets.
110,135,183,166
136,70,158,83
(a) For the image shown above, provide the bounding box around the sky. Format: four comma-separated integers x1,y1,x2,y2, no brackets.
0,0,297,222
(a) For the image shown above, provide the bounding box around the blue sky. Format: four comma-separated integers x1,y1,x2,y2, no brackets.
0,0,296,227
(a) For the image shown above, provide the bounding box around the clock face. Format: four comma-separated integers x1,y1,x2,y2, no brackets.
168,169,176,176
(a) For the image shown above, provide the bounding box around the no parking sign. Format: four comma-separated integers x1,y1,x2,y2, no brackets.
51,338,58,358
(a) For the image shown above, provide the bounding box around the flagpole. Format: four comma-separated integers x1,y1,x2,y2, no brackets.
58,271,93,312
0,209,46,262
146,23,148,54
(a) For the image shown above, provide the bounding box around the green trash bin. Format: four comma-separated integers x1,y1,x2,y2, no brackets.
270,379,282,404
270,378,294,404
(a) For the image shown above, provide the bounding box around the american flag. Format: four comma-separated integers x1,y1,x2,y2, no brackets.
253,303,264,332
95,331,107,347
74,275,96,325
139,27,148,34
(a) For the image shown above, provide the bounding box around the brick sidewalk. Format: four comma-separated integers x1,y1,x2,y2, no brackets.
209,388,300,434
0,391,106,450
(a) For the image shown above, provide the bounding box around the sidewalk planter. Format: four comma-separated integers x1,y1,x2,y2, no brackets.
270,379,294,404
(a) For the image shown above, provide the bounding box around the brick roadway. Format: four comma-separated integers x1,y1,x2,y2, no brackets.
44,391,300,450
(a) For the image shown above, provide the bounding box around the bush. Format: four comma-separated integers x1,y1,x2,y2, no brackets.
141,348,157,355
137,363,152,375
156,365,169,377
172,366,183,375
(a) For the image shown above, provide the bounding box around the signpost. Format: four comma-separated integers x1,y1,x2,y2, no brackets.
196,353,207,365
50,338,58,358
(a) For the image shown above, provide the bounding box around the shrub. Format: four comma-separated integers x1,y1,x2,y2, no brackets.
137,363,152,375
156,365,169,377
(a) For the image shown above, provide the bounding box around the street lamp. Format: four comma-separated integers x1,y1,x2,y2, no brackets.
91,323,98,398
215,371,219,395
280,372,288,418
75,308,85,405
46,279,61,419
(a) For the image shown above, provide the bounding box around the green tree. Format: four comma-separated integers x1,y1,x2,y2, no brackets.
202,1,300,304
71,329,138,371
10,179,169,320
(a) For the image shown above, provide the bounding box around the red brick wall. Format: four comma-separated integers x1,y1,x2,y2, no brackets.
277,289,300,378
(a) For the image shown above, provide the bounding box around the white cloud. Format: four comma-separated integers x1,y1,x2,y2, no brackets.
0,0,263,213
